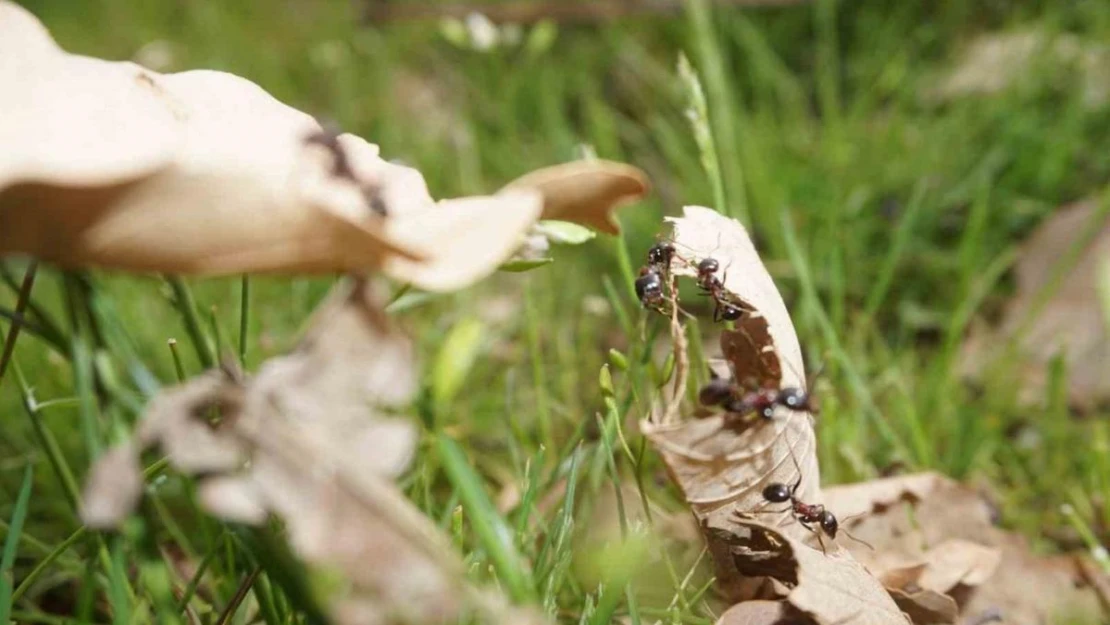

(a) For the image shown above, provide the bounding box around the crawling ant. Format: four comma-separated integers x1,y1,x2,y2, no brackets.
647,241,676,270
698,378,817,420
753,455,872,554
693,257,748,323
634,266,665,311
634,241,678,313
303,127,389,217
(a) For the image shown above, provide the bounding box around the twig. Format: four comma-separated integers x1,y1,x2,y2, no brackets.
214,566,261,625
0,261,38,387
361,0,810,25
661,270,688,425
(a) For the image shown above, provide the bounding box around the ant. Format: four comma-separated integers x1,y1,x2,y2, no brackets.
303,127,388,217
693,257,748,323
698,377,817,421
634,241,679,313
634,266,666,311
751,453,872,554
647,241,676,270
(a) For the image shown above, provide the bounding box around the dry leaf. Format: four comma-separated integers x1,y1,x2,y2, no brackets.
824,473,1110,625
961,199,1110,411
929,31,1110,110
0,3,648,291
79,279,532,625
640,207,905,624
501,160,650,234
79,443,144,529
887,588,957,625
716,599,808,625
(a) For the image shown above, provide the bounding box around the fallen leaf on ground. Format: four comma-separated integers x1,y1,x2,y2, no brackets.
961,199,1110,411
0,2,648,290
640,206,905,624
824,472,1110,625
929,30,1110,110
80,278,530,625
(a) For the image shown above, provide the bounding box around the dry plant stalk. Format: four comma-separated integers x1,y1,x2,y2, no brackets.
640,207,907,625
0,1,649,290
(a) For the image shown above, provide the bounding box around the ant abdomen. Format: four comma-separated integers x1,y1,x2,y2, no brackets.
698,378,733,407
762,483,792,504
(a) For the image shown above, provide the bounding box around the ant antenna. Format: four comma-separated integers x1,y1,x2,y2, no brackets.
841,529,875,551
836,511,875,550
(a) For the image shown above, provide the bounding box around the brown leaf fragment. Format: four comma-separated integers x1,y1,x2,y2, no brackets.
719,517,909,625
824,473,1110,625
917,540,1000,594
887,588,957,625
961,199,1110,411
197,476,268,525
78,279,527,625
501,160,650,234
80,443,144,529
716,600,815,625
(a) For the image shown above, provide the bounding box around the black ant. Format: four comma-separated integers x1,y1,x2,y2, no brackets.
634,241,679,313
694,257,748,323
303,127,388,217
698,377,817,421
753,455,872,554
634,266,665,311
647,241,676,270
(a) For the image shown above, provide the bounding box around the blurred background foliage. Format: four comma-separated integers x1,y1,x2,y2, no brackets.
4,0,1110,622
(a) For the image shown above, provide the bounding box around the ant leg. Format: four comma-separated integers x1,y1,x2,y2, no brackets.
797,520,827,555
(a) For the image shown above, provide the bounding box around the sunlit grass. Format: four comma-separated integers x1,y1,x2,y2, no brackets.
4,0,1110,622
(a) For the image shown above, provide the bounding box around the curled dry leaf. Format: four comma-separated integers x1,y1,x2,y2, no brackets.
0,3,648,291
79,279,522,625
501,160,650,235
961,199,1110,411
823,472,1110,625
640,207,905,624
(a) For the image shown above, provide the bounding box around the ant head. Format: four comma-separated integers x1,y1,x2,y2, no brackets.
777,387,809,411
719,303,745,321
648,242,676,265
820,510,838,538
697,257,719,275
762,483,792,504
697,378,733,407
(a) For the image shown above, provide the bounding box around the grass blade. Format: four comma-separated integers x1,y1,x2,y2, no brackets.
0,465,33,624
0,261,38,387
436,435,537,603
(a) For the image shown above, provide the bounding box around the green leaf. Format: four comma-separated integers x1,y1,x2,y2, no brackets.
432,318,487,411
499,258,555,273
1,466,33,625
534,221,596,245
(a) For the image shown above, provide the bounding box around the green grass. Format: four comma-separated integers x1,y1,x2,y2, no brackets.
5,0,1110,622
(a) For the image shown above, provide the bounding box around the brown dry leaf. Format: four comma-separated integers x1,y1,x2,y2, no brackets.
79,278,528,625
1,3,643,292
78,443,144,529
501,160,650,234
824,473,1110,625
716,599,809,625
640,206,905,624
929,31,1110,110
961,199,1110,410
